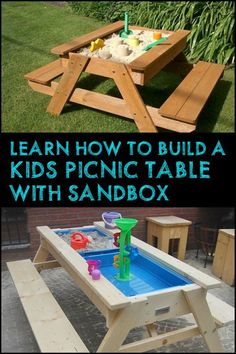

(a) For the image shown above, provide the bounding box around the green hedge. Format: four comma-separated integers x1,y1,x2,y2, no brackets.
68,1,235,65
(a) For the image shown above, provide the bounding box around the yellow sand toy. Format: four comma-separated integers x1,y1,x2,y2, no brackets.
90,38,104,52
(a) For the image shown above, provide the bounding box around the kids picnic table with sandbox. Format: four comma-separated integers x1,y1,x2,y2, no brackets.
7,217,234,353
24,18,225,133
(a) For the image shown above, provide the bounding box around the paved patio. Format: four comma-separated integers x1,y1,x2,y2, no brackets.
1,250,235,353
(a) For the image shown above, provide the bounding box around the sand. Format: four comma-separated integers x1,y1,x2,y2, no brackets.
77,30,171,64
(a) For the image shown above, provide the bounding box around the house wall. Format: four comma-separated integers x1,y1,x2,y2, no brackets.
2,207,234,264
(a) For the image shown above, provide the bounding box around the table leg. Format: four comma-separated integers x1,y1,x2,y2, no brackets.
177,226,189,261
158,228,170,254
33,244,50,265
97,308,133,352
111,63,157,132
183,286,224,352
47,54,89,115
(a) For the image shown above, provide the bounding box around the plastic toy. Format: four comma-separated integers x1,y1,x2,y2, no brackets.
143,37,168,51
86,259,101,274
153,32,162,40
70,232,90,250
116,44,130,57
113,232,120,247
119,12,133,38
113,217,138,280
127,37,140,47
91,269,101,280
90,38,104,52
102,211,121,229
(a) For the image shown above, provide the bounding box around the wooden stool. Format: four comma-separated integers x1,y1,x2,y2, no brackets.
146,216,192,260
212,229,235,286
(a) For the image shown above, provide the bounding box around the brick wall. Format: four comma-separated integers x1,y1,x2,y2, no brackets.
2,207,234,264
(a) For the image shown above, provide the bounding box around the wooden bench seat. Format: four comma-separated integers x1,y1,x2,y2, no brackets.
7,259,89,353
24,59,64,85
181,293,234,328
159,61,225,124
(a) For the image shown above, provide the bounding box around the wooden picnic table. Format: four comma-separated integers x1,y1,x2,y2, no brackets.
25,21,225,132
7,224,235,352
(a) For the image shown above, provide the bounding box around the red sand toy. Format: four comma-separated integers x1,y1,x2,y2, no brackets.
70,232,90,250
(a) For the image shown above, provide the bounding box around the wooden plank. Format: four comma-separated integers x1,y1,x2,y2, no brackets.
34,260,61,272
131,237,221,289
176,63,225,123
221,237,234,286
183,286,224,352
206,293,235,327
28,80,196,132
118,325,199,353
25,59,64,85
146,216,192,226
33,244,49,263
61,56,145,86
47,54,89,115
51,21,124,55
110,62,157,132
159,61,211,119
7,260,89,353
130,30,190,71
37,226,131,311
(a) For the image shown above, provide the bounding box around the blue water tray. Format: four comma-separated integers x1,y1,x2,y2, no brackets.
81,248,192,297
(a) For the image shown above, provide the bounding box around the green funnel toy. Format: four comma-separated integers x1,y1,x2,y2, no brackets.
119,12,133,38
113,218,138,281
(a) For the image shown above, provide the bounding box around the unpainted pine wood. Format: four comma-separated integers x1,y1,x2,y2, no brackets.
183,286,224,352
176,63,225,123
25,59,64,85
131,236,221,289
34,260,61,272
110,62,157,132
51,21,124,55
212,234,228,278
37,226,130,311
130,30,190,71
146,215,192,226
221,236,235,286
7,260,89,352
97,308,133,352
47,54,89,115
206,293,235,327
157,227,170,254
177,226,189,261
33,244,50,263
159,61,211,119
118,325,199,353
29,80,196,132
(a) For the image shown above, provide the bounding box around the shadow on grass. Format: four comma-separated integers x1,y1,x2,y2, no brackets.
2,35,53,58
51,68,232,133
196,79,232,132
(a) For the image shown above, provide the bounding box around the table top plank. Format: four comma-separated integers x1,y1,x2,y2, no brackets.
146,216,192,226
51,21,124,55
219,229,235,239
131,237,221,289
37,226,131,311
129,29,190,71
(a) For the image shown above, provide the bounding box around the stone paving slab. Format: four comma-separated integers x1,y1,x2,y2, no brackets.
1,250,235,353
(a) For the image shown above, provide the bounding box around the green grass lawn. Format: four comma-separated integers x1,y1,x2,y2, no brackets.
2,1,235,132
